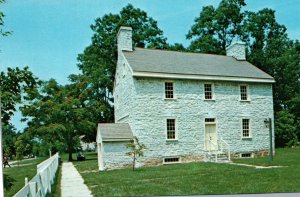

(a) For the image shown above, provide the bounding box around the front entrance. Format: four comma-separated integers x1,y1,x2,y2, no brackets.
205,119,217,151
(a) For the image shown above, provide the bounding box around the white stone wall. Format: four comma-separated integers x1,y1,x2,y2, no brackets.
114,53,135,129
117,27,132,52
102,141,132,169
129,79,274,162
226,42,246,60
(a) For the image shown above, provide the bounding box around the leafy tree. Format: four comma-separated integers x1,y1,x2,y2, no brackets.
186,0,246,54
15,135,29,161
166,43,187,52
0,67,39,124
2,123,18,157
0,0,10,36
243,9,300,112
243,9,287,72
275,110,298,147
126,136,146,171
21,79,95,161
73,4,168,130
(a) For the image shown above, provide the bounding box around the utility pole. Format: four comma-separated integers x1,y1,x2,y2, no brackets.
269,118,273,161
0,90,4,196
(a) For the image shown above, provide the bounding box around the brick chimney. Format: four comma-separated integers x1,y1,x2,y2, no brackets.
117,26,132,52
226,42,246,60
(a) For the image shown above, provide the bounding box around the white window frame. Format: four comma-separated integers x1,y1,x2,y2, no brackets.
166,118,177,141
239,84,250,101
204,83,215,100
241,118,252,138
164,81,175,99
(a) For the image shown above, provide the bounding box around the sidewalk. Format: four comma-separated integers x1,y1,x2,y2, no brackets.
61,162,93,197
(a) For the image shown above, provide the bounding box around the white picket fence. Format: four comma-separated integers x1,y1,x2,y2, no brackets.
13,153,60,197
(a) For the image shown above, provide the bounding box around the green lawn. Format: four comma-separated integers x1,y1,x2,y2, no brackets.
4,157,46,197
73,148,300,196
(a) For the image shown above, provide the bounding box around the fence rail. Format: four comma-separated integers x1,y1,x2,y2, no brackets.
13,153,59,197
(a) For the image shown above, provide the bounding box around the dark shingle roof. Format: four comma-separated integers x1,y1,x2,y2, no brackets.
98,123,133,141
123,48,274,80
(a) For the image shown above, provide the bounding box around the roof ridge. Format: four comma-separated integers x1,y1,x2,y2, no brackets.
133,47,231,58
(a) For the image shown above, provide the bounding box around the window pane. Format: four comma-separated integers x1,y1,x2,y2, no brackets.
205,118,215,123
167,119,176,139
165,82,174,98
240,85,248,100
242,119,250,137
204,84,212,99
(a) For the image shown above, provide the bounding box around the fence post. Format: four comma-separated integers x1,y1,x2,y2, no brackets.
25,177,28,185
29,182,36,196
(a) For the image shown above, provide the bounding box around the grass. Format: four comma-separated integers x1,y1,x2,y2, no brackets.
4,157,46,197
73,148,300,196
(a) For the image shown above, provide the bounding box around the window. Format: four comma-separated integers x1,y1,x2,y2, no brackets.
240,85,248,101
122,63,126,77
242,119,250,138
165,82,174,99
167,119,176,140
164,157,180,164
205,118,215,123
204,84,213,100
241,153,252,158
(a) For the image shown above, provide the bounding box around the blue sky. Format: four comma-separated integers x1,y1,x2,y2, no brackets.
1,0,299,131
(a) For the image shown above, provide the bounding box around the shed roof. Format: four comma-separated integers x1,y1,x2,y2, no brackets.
123,48,274,81
97,123,133,142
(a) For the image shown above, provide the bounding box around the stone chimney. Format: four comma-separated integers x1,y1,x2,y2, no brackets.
117,26,132,52
226,42,246,60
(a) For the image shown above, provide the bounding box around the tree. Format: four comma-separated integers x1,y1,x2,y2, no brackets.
73,4,168,130
2,123,18,157
186,0,246,54
0,67,39,124
126,137,146,171
21,79,95,161
14,135,30,162
275,110,298,147
0,0,10,37
243,9,300,112
166,43,187,52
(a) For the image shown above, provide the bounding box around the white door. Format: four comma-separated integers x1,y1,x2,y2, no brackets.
205,124,217,151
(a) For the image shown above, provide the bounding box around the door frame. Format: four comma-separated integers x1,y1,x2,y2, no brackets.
204,118,218,150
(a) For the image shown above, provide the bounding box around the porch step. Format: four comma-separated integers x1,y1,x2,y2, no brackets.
204,151,231,163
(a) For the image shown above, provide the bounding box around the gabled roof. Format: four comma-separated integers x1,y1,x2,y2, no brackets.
123,48,274,83
97,123,133,142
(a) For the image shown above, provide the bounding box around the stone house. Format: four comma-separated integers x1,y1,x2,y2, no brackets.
96,26,275,171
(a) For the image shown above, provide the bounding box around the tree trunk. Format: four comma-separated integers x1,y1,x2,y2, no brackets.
133,154,136,171
68,143,73,161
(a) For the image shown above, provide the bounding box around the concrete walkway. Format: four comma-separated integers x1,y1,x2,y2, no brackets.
61,162,93,197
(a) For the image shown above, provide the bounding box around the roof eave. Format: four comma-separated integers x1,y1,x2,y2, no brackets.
132,71,275,83
102,138,133,142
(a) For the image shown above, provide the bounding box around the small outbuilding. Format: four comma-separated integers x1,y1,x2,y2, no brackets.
96,123,134,170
